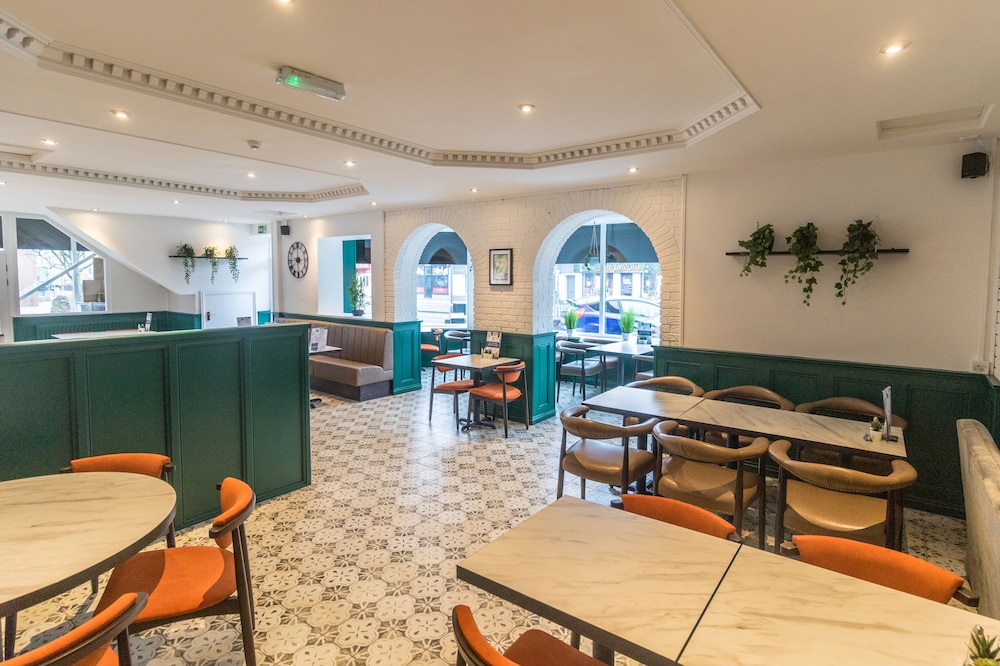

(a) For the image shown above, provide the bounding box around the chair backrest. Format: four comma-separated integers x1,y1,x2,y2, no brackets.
494,362,525,385
703,385,794,410
791,534,964,604
210,477,256,548
560,406,657,441
556,340,596,354
768,439,917,494
69,453,173,479
627,376,704,396
431,353,464,378
7,592,146,666
621,495,736,540
452,605,518,666
795,396,908,432
653,422,769,462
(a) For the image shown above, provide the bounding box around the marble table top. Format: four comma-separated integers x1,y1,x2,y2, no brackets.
583,386,704,421
679,543,1000,666
51,329,144,340
0,472,177,614
457,496,740,665
431,354,519,372
586,341,654,357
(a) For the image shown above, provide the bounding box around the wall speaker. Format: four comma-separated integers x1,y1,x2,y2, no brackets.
962,152,991,179
280,223,291,236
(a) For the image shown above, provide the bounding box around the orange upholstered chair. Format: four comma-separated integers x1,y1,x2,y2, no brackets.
788,535,972,605
421,328,444,363
430,353,475,429
452,605,603,666
466,362,530,438
94,478,257,666
6,592,146,666
620,494,737,541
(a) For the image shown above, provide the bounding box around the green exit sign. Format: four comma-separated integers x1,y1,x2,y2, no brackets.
257,225,268,235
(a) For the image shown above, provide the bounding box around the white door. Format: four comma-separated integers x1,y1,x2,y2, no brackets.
201,291,256,329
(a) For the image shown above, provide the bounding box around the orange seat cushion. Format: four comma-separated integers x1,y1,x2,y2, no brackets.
468,384,522,401
70,453,171,478
96,547,235,622
621,495,736,540
435,379,475,392
792,535,964,604
453,605,602,666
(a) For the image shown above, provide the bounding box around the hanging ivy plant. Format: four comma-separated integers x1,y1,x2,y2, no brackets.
203,246,219,283
784,222,823,305
225,245,240,282
835,219,879,304
177,243,196,284
737,223,775,276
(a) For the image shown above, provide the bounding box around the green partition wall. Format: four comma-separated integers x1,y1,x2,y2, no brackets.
0,324,312,528
468,330,557,425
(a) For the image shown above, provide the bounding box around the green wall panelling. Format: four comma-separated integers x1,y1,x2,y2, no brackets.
653,345,995,517
84,346,169,457
249,332,311,499
275,313,422,394
12,310,206,341
0,350,75,480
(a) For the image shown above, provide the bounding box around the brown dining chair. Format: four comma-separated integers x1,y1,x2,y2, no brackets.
702,385,794,446
466,362,529,437
794,396,908,473
94,478,258,666
769,439,917,552
6,592,146,666
619,494,738,541
783,534,975,606
452,605,603,666
624,376,704,435
652,421,769,548
557,406,658,499
429,353,475,429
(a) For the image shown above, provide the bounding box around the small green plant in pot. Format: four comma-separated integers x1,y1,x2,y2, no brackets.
347,271,368,316
203,246,219,283
619,309,637,340
225,245,240,282
563,307,579,334
835,219,879,304
784,222,823,305
177,243,196,284
869,417,884,442
738,223,775,276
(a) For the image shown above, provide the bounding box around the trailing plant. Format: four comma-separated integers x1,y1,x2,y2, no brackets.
835,219,879,304
737,223,775,276
177,243,196,284
225,245,240,282
563,307,579,331
784,222,823,305
619,309,637,334
347,271,368,313
203,246,219,283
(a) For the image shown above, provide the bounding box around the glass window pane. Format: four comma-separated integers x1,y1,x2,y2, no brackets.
16,218,106,314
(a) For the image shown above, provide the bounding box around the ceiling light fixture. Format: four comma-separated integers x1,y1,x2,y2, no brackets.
344,160,357,167
519,104,535,113
879,41,910,55
0,181,7,185
172,199,180,204
247,172,256,178
276,66,346,101
628,167,639,173
371,201,377,206
470,187,479,193
41,139,57,145
110,110,131,119
91,208,99,212
248,140,262,151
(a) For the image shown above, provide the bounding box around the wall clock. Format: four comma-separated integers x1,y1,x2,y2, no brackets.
287,242,308,278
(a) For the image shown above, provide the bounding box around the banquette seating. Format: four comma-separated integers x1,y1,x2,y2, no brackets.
957,419,1000,619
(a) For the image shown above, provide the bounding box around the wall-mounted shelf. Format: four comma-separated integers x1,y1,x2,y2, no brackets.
725,248,909,257
169,255,248,260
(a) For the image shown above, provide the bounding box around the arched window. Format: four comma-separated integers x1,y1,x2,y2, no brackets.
417,231,469,330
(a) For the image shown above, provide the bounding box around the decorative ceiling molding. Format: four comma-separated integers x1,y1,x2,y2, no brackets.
0,11,47,64
0,155,369,202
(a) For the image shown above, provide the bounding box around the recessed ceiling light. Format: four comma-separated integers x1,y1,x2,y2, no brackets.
0,181,7,186
879,41,910,55
172,199,180,204
247,172,256,178
110,110,131,120
519,104,536,113
276,0,295,4
91,208,100,212
344,160,357,167
628,167,639,174
470,187,479,193
371,201,377,206
223,219,230,223
40,139,57,145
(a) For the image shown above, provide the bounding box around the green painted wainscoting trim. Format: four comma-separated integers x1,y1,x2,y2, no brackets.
0,324,312,528
274,313,422,394
650,345,996,517
467,330,557,425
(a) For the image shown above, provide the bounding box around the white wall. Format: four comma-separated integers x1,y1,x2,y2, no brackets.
684,143,994,371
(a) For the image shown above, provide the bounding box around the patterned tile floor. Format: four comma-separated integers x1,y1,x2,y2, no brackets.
12,375,970,665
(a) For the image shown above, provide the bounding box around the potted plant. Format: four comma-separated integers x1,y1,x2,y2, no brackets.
619,309,637,341
784,222,823,305
225,245,240,282
869,417,884,442
347,271,367,316
969,626,1000,666
203,246,219,283
738,223,775,276
835,219,879,304
563,307,579,335
176,243,196,284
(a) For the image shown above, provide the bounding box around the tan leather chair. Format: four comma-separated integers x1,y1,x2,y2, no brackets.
623,376,704,435
452,605,603,666
652,421,769,548
632,353,654,381
557,406,658,499
769,439,917,552
795,396,908,473
556,341,605,401
429,353,475,429
703,385,794,446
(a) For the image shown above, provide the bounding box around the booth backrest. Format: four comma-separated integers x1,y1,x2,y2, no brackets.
277,318,393,371
957,418,1000,619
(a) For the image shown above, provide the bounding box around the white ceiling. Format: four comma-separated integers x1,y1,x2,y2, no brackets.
0,0,997,225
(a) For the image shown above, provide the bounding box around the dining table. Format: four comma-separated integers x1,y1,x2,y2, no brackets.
0,472,177,659
585,340,653,387
430,353,520,430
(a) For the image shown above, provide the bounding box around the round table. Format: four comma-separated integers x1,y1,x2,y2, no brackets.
0,472,176,617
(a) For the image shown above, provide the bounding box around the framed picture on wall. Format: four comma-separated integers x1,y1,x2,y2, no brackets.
489,248,513,286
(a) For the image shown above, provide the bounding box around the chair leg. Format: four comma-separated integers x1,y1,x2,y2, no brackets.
429,387,435,421
452,393,461,430
4,613,16,660
580,478,586,499
557,466,565,498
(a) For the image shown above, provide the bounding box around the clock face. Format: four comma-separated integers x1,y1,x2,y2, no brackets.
287,242,308,278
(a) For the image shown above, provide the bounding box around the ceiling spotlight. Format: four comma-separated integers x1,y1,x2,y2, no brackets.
470,187,479,193
344,160,357,167
91,208,100,212
248,140,262,151
110,110,131,120
276,66,345,102
247,172,256,178
41,139,57,145
519,104,536,113
628,166,639,173
879,41,910,55
0,181,7,185
172,199,180,204
371,201,377,206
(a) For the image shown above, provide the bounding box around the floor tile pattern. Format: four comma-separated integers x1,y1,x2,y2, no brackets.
11,374,970,664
